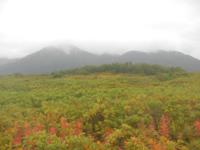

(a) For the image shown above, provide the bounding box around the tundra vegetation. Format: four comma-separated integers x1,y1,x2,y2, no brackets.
0,64,199,149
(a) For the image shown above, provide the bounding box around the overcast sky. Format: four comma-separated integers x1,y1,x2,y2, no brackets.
0,0,200,58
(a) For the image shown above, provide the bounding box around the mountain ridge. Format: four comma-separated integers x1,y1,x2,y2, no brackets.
0,46,200,74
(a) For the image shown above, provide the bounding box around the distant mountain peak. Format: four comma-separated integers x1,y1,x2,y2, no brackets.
0,47,200,74
52,44,83,55
0,58,18,66
26,46,67,59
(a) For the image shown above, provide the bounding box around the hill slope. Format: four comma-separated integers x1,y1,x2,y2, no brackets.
0,58,18,66
0,46,200,74
119,51,200,71
0,46,102,74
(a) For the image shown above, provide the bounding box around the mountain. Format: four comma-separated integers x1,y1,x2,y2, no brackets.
0,46,101,74
0,58,10,66
0,58,18,66
118,51,200,71
0,46,200,74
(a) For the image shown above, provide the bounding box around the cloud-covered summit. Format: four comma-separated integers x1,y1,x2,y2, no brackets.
0,0,200,59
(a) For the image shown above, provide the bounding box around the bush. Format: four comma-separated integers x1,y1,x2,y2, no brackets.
55,63,187,77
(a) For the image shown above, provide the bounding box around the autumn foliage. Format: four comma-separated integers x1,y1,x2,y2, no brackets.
194,120,200,136
0,73,199,149
159,114,170,138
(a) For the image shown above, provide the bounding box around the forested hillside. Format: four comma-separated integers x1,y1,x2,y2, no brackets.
0,46,200,74
53,63,185,77
0,71,200,149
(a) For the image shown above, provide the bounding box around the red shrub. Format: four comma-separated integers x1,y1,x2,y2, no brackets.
60,117,69,129
24,122,31,137
104,128,113,138
49,127,57,135
32,123,44,133
74,120,82,135
194,120,200,135
149,139,166,150
159,114,170,138
13,124,23,146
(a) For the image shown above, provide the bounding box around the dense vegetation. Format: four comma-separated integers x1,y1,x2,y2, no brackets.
52,63,186,77
0,69,200,149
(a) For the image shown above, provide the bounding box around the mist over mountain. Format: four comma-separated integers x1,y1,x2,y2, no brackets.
119,51,200,71
0,58,12,66
0,58,18,66
0,45,200,74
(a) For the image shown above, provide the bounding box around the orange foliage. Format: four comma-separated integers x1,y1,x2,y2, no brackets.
24,122,31,137
104,128,113,138
49,126,57,135
74,120,82,135
149,121,156,131
60,117,69,129
194,120,200,135
149,139,166,150
118,147,123,150
13,123,23,146
32,123,44,133
159,114,170,138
